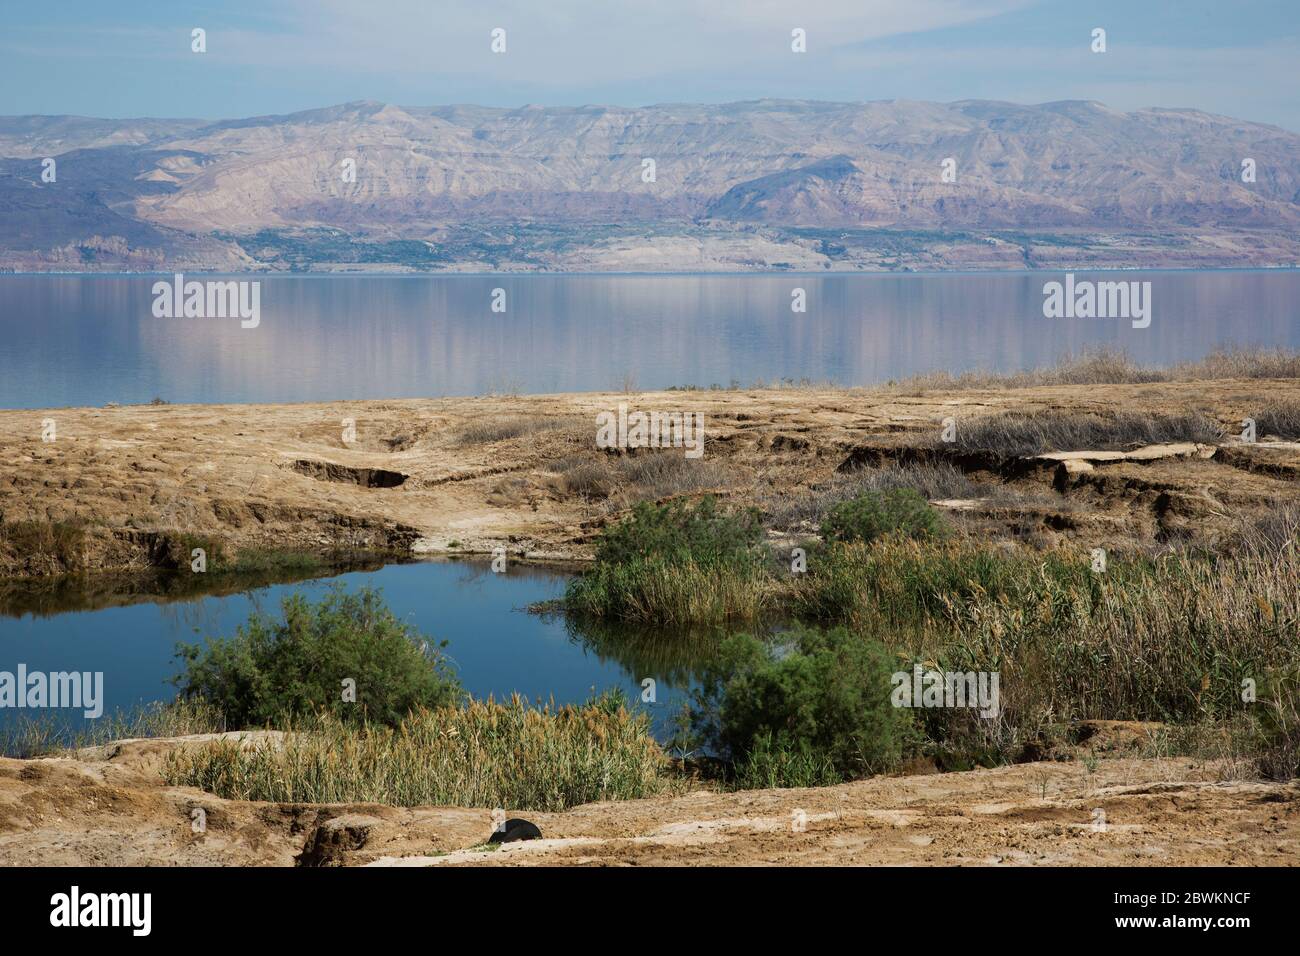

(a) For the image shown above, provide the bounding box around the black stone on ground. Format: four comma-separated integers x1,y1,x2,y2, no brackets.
488,819,543,843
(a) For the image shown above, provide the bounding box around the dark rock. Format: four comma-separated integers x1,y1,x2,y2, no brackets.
488,819,542,843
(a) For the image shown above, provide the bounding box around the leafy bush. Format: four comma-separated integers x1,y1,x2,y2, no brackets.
686,626,913,786
565,496,769,623
821,488,946,544
174,585,461,728
594,495,762,568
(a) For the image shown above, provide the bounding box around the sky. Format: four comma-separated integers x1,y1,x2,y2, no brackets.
2,0,1297,129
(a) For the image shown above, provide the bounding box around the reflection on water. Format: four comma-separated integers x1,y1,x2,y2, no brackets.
562,615,723,690
0,559,717,740
2,271,1297,408
0,557,391,619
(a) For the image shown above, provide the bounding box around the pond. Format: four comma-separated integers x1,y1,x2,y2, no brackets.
0,559,714,740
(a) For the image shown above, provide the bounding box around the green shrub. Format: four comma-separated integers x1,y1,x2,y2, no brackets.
174,585,461,728
821,488,946,544
565,496,769,623
594,495,762,568
687,625,913,786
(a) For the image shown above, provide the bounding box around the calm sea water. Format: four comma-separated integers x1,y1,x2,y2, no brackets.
0,560,703,737
1,271,1297,409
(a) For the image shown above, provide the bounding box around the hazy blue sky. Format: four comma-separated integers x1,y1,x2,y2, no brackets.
2,0,1296,128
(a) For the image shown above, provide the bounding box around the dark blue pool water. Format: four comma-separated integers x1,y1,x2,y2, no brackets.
0,560,702,738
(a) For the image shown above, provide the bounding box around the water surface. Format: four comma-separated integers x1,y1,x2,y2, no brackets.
0,560,704,738
2,271,1296,408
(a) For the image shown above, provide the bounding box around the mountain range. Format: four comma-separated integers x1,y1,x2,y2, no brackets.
2,98,1298,272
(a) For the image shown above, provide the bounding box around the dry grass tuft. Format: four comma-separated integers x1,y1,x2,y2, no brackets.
948,409,1222,457
897,346,1300,392
1254,400,1300,440
455,415,584,446
548,451,731,509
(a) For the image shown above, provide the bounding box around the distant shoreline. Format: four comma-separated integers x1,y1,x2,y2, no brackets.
3,264,1300,279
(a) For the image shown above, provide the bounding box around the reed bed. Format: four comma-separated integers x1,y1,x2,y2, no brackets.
565,558,772,626
162,694,672,810
785,538,1300,726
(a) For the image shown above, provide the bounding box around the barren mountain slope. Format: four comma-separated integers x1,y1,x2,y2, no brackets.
2,99,1298,270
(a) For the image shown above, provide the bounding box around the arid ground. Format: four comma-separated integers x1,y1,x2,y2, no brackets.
2,727,1297,866
3,378,1299,576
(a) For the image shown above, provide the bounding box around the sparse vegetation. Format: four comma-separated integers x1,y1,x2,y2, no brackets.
762,462,989,531
947,409,1222,457
455,415,582,445
547,450,731,507
1254,399,1300,440
843,461,980,501
766,462,1080,536
898,346,1300,391
0,518,88,575
1232,502,1300,556
1,697,223,759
